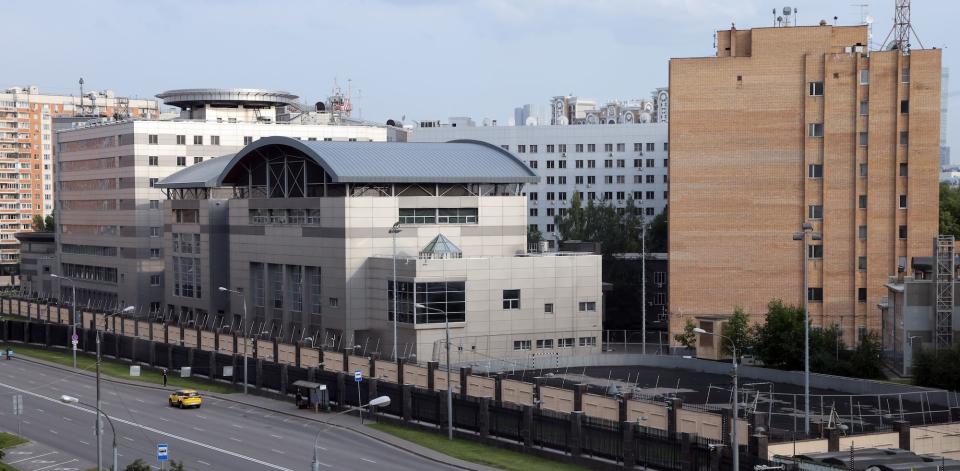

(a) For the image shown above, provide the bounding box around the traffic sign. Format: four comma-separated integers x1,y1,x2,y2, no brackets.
354,370,362,382
157,443,168,461
12,394,22,415
71,334,78,342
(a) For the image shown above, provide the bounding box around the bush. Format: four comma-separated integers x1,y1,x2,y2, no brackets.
913,343,960,391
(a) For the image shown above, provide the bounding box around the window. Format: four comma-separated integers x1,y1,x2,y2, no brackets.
329,297,339,308
517,145,526,153
808,287,823,302
575,144,584,153
646,158,655,168
645,191,655,200
899,225,908,239
859,69,869,85
502,289,520,310
588,144,597,152
858,256,867,271
858,288,867,302
633,159,642,168
858,195,867,209
575,160,584,169
176,156,186,166
513,340,532,351
616,175,625,184
558,338,575,348
546,144,555,153
808,164,823,178
899,195,907,208
587,191,596,200
578,301,597,311
663,143,669,151
194,156,203,164
546,223,555,232
578,337,597,347
150,227,160,237
558,144,567,153
858,225,867,240
210,135,220,145
808,205,823,219
176,135,186,145
616,191,625,200
558,176,567,184
646,175,655,183
150,275,161,286
808,82,824,96
616,159,625,168
808,245,823,259
148,134,158,144
148,156,158,166
664,159,669,167
558,160,566,169
193,135,203,145
149,178,158,188
536,339,554,349
529,192,538,201
587,176,596,184
809,123,824,137
546,192,555,201
149,200,160,209
902,67,910,83
604,159,613,168
587,160,596,168
150,248,161,259
899,163,908,177
604,175,613,184
858,132,868,147
529,208,538,217
500,145,509,151
616,143,625,152
529,145,538,153
559,192,567,201
544,303,554,313
398,208,477,224
603,191,613,200
859,163,868,177
859,101,869,116
900,131,908,146
645,143,655,152
243,136,253,145
900,100,909,114
546,160,555,169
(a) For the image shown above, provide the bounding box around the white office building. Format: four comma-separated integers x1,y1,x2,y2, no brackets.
409,90,670,244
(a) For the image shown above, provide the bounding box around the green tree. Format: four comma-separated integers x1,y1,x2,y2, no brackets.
849,332,884,379
940,182,960,238
721,307,753,359
674,318,697,349
554,193,644,257
124,459,151,471
753,299,805,370
43,211,54,232
169,461,186,471
913,343,960,391
31,214,45,231
526,225,543,246
646,209,668,253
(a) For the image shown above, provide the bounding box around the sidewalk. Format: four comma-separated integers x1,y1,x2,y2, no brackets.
1,441,94,471
13,353,499,471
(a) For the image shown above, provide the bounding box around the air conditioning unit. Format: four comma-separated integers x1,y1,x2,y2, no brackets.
561,152,566,158
609,152,614,157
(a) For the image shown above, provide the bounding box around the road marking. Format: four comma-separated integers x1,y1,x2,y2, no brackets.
49,429,58,435
229,437,242,443
269,434,283,439
63,417,72,422
156,417,170,422
122,436,135,442
361,458,376,464
34,458,78,471
79,440,90,445
231,424,243,429
0,381,295,471
196,414,207,419
135,398,145,403
192,427,205,432
270,449,283,454
9,451,56,464
36,408,44,413
315,462,332,468
197,460,211,466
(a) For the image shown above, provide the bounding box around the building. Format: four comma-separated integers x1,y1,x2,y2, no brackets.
0,85,158,274
409,91,670,245
13,231,54,291
669,22,942,345
155,136,603,360
53,89,388,312
605,253,669,333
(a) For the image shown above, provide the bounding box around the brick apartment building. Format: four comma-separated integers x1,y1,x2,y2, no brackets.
668,22,941,344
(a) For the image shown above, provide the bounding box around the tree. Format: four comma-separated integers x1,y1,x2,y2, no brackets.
721,307,752,359
31,214,45,232
646,209,668,253
913,343,960,391
940,182,960,238
554,193,645,257
527,225,543,246
752,299,805,370
44,211,54,232
125,459,151,471
169,461,186,471
674,318,697,349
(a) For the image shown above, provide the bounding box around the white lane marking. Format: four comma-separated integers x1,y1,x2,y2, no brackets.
36,408,44,413
231,424,243,429
316,445,327,451
229,437,242,443
34,458,78,471
197,460,211,466
315,462,332,468
122,436,135,442
49,429,58,435
156,417,170,422
22,420,30,424
0,381,294,471
270,449,283,454
135,398,145,403
192,427,205,432
269,434,283,439
79,440,90,445
63,417,72,422
196,414,207,419
361,458,376,464
9,451,56,464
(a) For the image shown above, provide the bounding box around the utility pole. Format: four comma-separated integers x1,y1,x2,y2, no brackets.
95,331,102,471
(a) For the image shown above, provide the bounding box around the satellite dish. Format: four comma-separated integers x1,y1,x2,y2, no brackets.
865,15,874,25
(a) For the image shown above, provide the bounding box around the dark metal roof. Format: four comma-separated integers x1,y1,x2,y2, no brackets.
157,136,538,188
155,88,299,109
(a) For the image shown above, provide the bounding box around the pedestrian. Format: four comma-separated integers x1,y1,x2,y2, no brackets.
162,368,168,387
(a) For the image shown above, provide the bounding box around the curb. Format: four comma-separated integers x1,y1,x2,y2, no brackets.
9,351,493,471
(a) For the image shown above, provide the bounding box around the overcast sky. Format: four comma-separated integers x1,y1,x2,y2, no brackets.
8,0,958,154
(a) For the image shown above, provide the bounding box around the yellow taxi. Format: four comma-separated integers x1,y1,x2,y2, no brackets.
168,389,202,409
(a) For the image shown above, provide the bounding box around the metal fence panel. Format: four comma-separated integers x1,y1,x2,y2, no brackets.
533,408,569,452
581,415,621,461
489,403,523,442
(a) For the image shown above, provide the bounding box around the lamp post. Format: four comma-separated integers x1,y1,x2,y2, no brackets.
693,327,738,470
50,274,77,368
219,287,249,394
90,306,131,470
416,302,453,440
60,395,117,471
389,222,402,361
792,223,821,436
311,396,391,471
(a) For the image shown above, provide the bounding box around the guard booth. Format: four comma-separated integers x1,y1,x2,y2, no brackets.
292,380,329,412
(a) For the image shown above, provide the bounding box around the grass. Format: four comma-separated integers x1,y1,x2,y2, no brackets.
0,432,27,471
368,423,588,471
0,342,238,394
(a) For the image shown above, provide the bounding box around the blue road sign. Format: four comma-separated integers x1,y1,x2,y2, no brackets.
354,370,362,382
157,443,169,461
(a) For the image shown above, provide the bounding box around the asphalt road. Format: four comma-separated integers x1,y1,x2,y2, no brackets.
0,358,452,470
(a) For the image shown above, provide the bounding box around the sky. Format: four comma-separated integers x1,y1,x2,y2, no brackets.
7,0,959,153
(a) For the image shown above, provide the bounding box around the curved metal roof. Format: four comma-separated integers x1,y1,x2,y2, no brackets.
155,88,300,109
157,136,538,189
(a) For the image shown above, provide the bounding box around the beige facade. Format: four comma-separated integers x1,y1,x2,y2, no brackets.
669,24,941,344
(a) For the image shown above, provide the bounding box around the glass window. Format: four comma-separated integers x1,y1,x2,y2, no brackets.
287,265,303,313
808,287,823,302
513,340,532,350
544,303,553,313
558,338,574,348
536,339,554,349
269,264,283,309
503,289,520,310
578,301,597,311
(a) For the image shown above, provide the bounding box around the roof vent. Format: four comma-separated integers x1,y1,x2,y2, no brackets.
419,234,462,260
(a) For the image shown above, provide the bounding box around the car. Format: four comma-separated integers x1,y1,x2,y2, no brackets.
168,389,202,409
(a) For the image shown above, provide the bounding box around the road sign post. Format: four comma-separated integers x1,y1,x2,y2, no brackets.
354,370,363,424
157,443,168,470
12,394,22,437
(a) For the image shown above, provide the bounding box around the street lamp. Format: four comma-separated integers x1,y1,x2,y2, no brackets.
311,396,391,471
219,287,249,394
50,274,78,368
389,221,402,361
60,395,117,471
693,327,739,471
416,302,453,440
792,222,820,436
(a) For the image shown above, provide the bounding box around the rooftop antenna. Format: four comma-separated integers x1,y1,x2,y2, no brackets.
78,77,84,117
881,0,925,53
